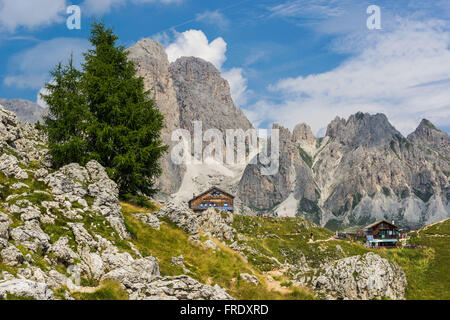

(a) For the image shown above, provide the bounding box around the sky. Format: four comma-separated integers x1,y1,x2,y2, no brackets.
0,0,449,136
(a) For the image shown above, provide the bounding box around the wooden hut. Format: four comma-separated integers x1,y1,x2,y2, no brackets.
188,187,235,214
364,220,400,248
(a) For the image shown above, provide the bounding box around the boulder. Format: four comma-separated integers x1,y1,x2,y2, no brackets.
155,201,198,235
0,212,11,240
240,273,259,285
1,245,25,267
48,236,79,265
297,253,407,300
134,213,160,230
0,279,54,300
102,256,160,289
198,208,236,241
141,275,234,300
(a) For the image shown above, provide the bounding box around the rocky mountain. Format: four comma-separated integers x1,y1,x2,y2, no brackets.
238,124,318,212
238,112,450,230
0,99,46,124
127,39,253,198
0,104,234,300
170,56,253,137
127,39,186,196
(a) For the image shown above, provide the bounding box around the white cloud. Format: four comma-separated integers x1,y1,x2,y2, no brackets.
4,37,90,89
222,68,249,107
244,19,450,136
0,0,67,32
195,10,229,30
269,0,346,19
82,0,183,15
36,87,50,109
166,29,227,69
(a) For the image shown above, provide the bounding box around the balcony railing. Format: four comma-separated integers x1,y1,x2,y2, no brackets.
191,206,234,211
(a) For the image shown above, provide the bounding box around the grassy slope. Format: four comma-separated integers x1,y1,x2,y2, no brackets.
378,219,450,300
121,203,315,300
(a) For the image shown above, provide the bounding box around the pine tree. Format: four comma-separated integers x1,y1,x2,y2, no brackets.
42,22,167,197
41,55,91,168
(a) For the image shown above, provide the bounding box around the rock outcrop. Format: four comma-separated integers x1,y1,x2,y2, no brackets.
0,279,54,300
0,104,234,300
133,275,234,300
295,253,407,300
155,201,199,234
198,208,236,241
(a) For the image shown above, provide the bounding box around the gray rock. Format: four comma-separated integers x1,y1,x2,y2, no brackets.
170,56,253,145
46,160,130,240
141,275,234,300
1,245,25,267
238,112,450,229
0,154,28,180
134,213,160,230
0,212,11,240
128,39,185,196
155,201,199,234
102,256,160,289
198,208,236,241
240,273,259,285
10,221,50,252
239,123,317,211
171,255,185,268
0,279,54,300
0,99,46,124
204,239,218,250
298,253,407,300
48,236,79,265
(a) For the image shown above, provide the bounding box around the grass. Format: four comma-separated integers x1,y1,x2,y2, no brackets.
379,219,450,300
233,215,346,270
298,146,313,168
71,280,129,300
121,202,316,300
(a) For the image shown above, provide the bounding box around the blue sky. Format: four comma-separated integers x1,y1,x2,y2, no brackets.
0,0,449,135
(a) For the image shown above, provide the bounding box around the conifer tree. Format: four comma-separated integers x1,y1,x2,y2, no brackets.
42,22,167,196
41,55,91,168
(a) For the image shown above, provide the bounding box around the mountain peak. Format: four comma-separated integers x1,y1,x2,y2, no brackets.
0,98,45,123
418,119,442,132
326,112,401,148
293,123,316,144
408,119,449,157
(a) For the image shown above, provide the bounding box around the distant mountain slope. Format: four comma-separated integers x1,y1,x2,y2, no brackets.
238,112,450,230
0,98,46,124
127,39,254,198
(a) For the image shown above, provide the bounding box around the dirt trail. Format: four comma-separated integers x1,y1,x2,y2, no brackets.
264,269,291,294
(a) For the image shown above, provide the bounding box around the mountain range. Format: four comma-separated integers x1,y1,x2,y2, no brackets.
2,39,449,230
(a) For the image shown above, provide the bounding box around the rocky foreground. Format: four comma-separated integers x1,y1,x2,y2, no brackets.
0,104,408,300
0,105,233,300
